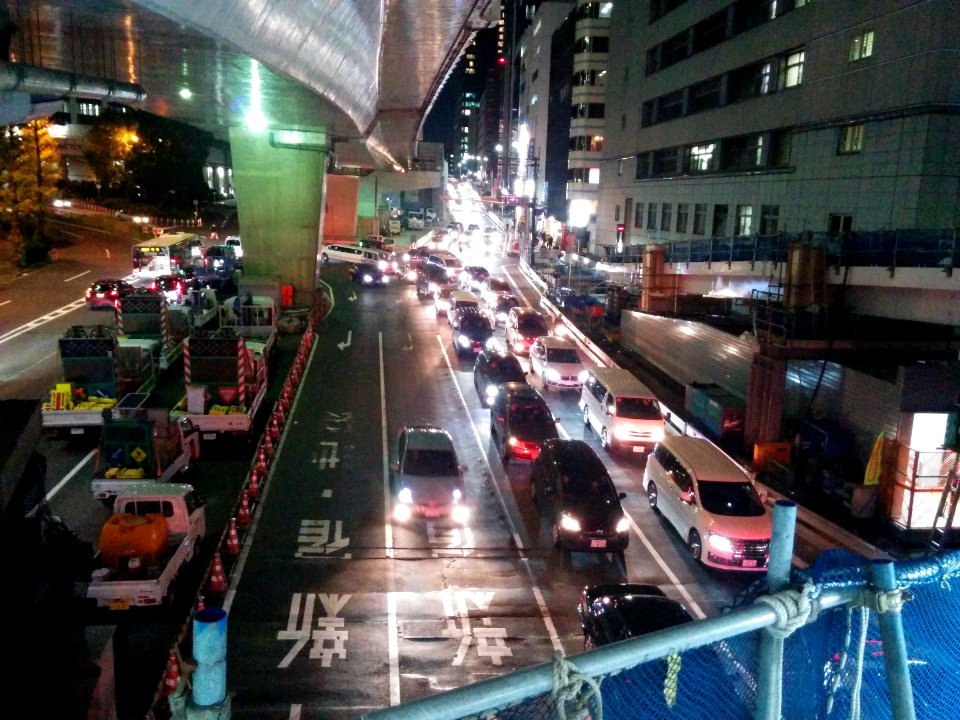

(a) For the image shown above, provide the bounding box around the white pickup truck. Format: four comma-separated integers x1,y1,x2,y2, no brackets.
82,482,206,610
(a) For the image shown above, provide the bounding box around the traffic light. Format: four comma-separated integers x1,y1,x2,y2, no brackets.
616,223,625,253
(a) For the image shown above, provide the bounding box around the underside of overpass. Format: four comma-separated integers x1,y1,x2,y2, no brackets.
2,0,498,300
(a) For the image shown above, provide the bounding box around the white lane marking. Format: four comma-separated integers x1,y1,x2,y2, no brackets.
0,298,87,345
436,334,565,655
64,270,91,282
0,272,137,346
0,300,11,308
288,704,301,720
387,592,400,706
32,449,97,513
624,512,707,619
381,332,394,559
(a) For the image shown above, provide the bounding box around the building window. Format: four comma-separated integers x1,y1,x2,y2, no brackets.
689,76,723,113
634,202,644,228
693,9,728,53
647,203,658,230
571,103,606,119
661,204,673,232
828,214,853,237
721,134,764,170
838,124,864,154
615,205,621,222
736,205,754,236
574,36,610,54
780,50,804,88
657,90,685,122
693,204,707,235
652,148,679,176
676,203,689,233
760,205,780,235
636,153,651,179
850,31,874,61
712,204,729,236
686,143,716,173
770,129,793,167
624,198,633,228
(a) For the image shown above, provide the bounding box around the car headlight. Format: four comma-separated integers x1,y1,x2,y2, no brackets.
497,312,509,321
378,260,388,270
428,282,439,293
544,367,560,381
393,504,412,522
512,342,525,353
708,533,734,553
451,505,470,525
616,516,630,533
406,270,418,281
485,384,498,397
452,489,462,500
614,425,633,441
577,370,589,383
650,427,665,442
398,488,413,504
457,334,471,347
507,436,518,447
362,273,374,283
403,253,411,262
560,514,581,532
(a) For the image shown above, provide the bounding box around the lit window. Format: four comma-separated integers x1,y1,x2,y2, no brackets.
588,167,600,184
600,2,613,18
736,205,754,236
689,144,715,172
838,124,864,154
760,62,773,94
850,31,874,61
781,51,804,88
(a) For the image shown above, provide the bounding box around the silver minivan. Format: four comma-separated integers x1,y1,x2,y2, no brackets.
580,367,665,454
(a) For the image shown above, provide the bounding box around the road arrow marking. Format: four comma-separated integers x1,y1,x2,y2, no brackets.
337,330,352,350
348,292,357,302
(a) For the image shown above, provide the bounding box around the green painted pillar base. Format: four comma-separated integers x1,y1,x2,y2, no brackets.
228,125,326,306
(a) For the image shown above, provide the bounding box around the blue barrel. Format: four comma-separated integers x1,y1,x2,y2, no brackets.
193,607,227,663
192,660,227,707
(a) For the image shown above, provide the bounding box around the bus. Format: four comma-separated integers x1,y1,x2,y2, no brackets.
132,232,203,279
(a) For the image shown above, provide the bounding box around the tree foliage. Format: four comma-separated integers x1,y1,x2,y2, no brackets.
84,108,213,211
0,119,61,266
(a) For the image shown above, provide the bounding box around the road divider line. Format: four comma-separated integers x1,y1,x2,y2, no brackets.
387,592,400,705
35,449,97,512
0,299,10,308
64,270,91,282
436,334,565,656
381,332,394,559
0,298,87,345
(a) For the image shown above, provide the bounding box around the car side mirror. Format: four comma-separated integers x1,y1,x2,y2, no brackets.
618,492,626,500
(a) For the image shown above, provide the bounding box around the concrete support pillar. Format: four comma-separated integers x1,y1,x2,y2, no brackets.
745,353,787,448
228,125,326,306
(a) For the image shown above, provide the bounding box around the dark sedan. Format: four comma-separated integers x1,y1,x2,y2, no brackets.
473,348,527,406
453,311,493,357
530,439,629,559
577,584,693,649
85,279,135,309
350,262,391,286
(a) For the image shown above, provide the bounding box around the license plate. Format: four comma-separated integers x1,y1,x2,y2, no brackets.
70,427,84,435
203,432,216,440
109,599,130,611
742,558,758,568
633,446,645,453
424,507,441,518
590,539,607,549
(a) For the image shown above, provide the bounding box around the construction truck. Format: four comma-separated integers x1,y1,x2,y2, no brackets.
90,404,199,504
116,291,187,371
40,325,156,436
81,482,206,610
171,330,271,440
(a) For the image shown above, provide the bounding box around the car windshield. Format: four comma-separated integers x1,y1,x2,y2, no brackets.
518,317,548,335
559,457,617,500
546,348,581,364
403,448,459,476
616,397,662,420
509,402,555,433
461,316,491,332
488,358,525,383
697,481,766,516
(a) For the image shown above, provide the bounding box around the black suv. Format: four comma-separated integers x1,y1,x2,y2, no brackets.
577,584,692,649
452,308,493,357
489,383,558,467
415,263,449,299
473,349,526,406
530,439,629,560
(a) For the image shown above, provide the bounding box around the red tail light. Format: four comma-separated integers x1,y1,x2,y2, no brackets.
109,290,118,297
150,281,157,291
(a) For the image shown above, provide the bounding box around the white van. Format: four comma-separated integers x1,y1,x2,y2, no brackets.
321,243,397,274
644,434,772,571
447,289,480,327
580,367,664,454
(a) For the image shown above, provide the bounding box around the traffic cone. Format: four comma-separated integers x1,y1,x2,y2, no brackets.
269,415,281,442
162,652,180,696
248,468,261,500
208,553,227,594
237,493,251,530
225,518,240,555
256,447,268,475
263,430,274,458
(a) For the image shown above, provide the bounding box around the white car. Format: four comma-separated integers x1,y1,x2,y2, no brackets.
407,213,425,230
391,425,468,524
644,435,771,571
529,336,588,392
